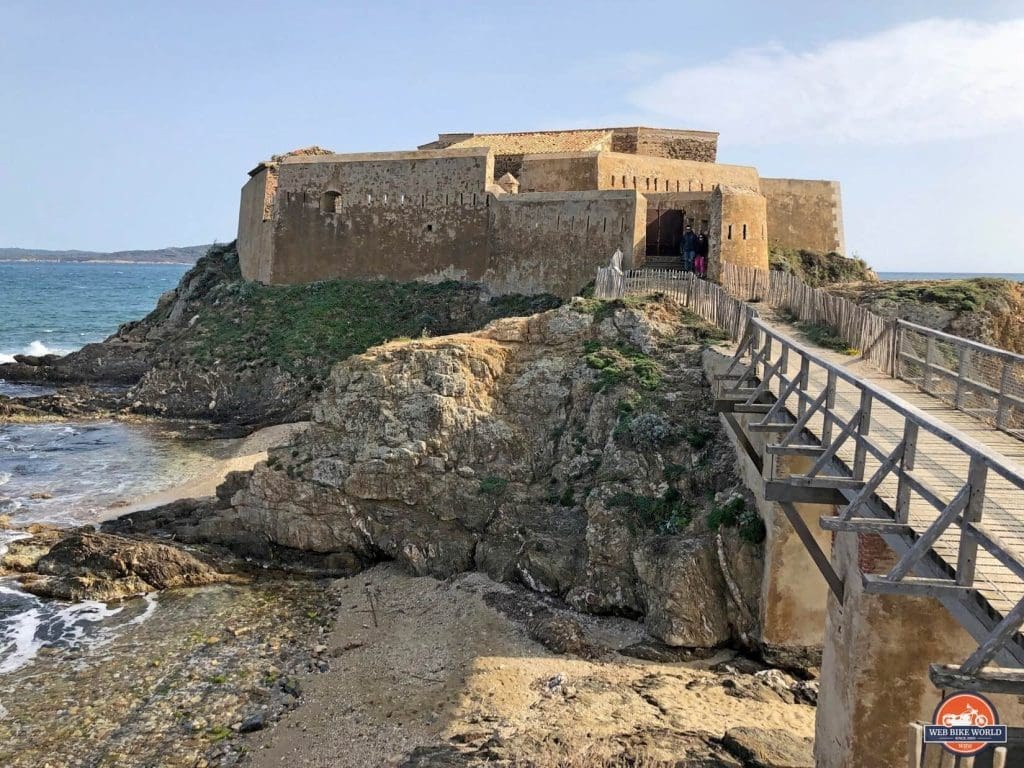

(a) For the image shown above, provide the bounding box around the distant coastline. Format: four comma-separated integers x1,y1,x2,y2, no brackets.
0,259,194,265
0,243,213,265
877,271,1024,281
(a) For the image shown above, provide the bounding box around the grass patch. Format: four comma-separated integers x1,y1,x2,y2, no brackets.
584,344,662,392
857,278,1014,314
798,321,859,356
478,476,509,496
183,245,561,380
707,495,765,544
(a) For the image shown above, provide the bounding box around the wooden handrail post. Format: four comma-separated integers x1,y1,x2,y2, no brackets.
956,456,988,587
797,356,811,418
852,389,874,480
821,369,838,445
923,336,937,393
996,359,1013,430
955,346,970,410
894,420,919,524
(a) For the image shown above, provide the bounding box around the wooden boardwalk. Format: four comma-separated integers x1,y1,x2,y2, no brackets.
764,311,1024,619
594,265,1024,683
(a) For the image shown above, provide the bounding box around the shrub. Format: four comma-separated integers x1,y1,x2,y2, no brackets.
627,412,676,451
584,344,662,393
707,495,766,544
478,476,509,496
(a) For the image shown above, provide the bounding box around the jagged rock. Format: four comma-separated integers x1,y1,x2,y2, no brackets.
527,613,595,658
721,727,814,767
1,528,229,601
618,638,716,663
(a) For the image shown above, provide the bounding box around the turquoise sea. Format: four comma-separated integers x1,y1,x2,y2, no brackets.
0,260,228,674
0,261,190,365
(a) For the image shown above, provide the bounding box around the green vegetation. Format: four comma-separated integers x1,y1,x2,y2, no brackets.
707,495,766,544
797,321,859,356
853,278,1014,314
207,674,227,685
584,342,662,392
608,487,692,534
478,476,509,496
769,246,876,287
187,247,560,379
681,424,715,450
207,725,232,742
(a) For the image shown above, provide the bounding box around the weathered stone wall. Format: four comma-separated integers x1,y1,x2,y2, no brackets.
485,190,643,296
237,168,276,282
707,186,769,281
264,149,493,285
610,127,718,162
761,178,845,255
518,153,601,192
597,152,760,194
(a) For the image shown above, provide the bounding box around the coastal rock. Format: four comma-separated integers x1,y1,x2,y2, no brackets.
2,528,229,601
176,300,763,649
721,727,814,767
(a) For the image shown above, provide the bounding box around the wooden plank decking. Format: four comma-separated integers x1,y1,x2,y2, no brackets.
763,312,1024,618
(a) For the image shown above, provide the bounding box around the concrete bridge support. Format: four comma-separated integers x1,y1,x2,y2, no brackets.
815,532,1024,768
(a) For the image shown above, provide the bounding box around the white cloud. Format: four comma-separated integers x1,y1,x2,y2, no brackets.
630,18,1024,145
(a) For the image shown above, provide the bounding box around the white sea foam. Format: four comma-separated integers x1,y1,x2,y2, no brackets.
0,340,73,363
0,584,159,675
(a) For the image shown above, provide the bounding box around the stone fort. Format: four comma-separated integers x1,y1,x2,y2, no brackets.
237,126,844,297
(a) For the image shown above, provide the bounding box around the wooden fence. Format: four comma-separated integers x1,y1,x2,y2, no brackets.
596,260,1024,439
718,263,897,375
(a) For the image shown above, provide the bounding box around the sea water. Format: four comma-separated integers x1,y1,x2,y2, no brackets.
0,260,217,673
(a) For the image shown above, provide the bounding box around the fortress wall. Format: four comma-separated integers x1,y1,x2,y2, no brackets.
238,167,276,282
485,191,643,297
633,128,718,163
708,186,768,281
276,148,493,205
517,153,601,192
597,152,760,194
264,151,494,284
761,178,845,255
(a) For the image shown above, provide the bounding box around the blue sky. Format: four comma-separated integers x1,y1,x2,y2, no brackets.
2,0,1023,271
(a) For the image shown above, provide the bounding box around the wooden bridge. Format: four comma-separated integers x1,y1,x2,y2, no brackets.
596,262,1024,765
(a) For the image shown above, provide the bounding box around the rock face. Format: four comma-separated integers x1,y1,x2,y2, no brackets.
0,527,228,601
138,299,764,648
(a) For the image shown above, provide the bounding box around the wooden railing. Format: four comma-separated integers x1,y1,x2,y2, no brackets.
896,321,1024,437
600,261,1024,440
720,315,1024,681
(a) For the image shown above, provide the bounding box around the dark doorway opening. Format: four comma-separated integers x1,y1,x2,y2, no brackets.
646,207,685,257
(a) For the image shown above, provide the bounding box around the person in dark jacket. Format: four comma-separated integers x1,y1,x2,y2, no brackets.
680,226,699,271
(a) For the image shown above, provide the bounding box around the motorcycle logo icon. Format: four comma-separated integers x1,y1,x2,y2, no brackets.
924,692,1006,756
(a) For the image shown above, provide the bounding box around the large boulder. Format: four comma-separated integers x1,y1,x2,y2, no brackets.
1,528,228,601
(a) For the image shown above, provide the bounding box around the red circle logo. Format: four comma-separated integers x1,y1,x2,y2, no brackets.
932,692,999,756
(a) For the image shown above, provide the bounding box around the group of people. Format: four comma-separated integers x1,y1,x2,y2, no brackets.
679,226,709,276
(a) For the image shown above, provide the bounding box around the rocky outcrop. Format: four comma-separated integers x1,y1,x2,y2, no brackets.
0,526,229,601
114,299,763,649
0,243,562,431
829,277,1024,354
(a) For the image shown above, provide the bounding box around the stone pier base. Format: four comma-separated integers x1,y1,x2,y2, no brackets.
815,532,1024,767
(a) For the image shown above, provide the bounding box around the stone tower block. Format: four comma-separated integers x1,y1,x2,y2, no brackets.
708,185,769,282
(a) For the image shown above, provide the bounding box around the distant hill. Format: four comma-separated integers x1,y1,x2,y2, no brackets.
0,244,213,264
